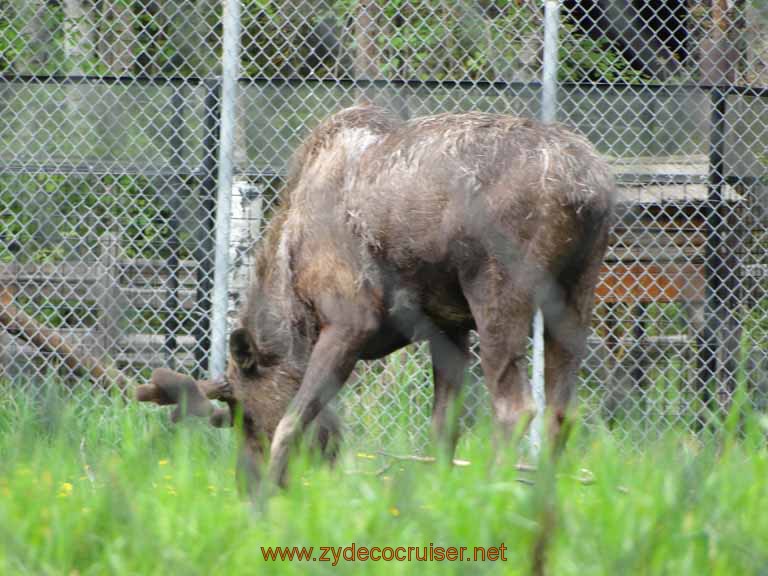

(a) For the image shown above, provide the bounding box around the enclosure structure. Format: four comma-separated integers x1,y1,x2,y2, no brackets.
1,0,766,448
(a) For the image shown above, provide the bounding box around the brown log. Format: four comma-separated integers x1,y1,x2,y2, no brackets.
0,289,124,388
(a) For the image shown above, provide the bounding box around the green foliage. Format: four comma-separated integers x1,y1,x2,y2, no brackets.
0,174,199,264
237,0,636,83
239,2,286,78
0,2,222,76
559,24,647,83
2,382,768,574
0,8,22,71
1,0,757,86
376,0,538,82
0,0,673,83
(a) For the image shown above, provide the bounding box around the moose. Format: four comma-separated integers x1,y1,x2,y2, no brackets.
137,105,615,490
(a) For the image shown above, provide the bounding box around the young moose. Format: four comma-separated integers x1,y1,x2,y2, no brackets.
138,105,615,489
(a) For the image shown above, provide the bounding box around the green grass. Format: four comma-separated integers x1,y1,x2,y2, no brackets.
1,382,768,575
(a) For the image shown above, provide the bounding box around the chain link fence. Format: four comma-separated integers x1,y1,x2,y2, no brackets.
1,1,767,449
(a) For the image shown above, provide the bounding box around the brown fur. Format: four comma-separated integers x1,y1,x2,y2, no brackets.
221,105,615,489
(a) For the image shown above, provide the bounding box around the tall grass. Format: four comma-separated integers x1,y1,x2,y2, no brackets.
1,380,768,575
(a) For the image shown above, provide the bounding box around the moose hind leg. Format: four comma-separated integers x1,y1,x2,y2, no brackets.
541,257,604,451
430,330,469,459
462,267,535,443
542,309,586,452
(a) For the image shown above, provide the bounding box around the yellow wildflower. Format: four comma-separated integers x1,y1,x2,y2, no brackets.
58,482,74,498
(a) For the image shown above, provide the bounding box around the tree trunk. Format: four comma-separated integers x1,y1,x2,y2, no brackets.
698,0,740,84
62,0,95,73
354,0,380,79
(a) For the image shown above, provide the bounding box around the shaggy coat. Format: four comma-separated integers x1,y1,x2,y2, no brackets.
225,105,615,487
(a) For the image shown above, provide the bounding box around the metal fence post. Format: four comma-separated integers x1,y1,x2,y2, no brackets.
541,0,560,125
194,79,222,378
699,87,728,410
209,0,242,379
531,0,560,453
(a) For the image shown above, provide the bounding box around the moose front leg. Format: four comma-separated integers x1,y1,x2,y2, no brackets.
239,406,341,499
268,306,379,488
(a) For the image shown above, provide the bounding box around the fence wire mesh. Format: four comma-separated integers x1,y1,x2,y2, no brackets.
1,1,766,449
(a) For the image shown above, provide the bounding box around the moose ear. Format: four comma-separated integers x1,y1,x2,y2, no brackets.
229,328,259,374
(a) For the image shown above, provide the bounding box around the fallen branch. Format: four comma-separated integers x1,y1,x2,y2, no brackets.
373,450,539,472
1,289,125,388
370,451,629,493
374,450,472,467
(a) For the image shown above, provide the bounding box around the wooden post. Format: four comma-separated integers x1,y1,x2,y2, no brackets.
699,0,739,85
